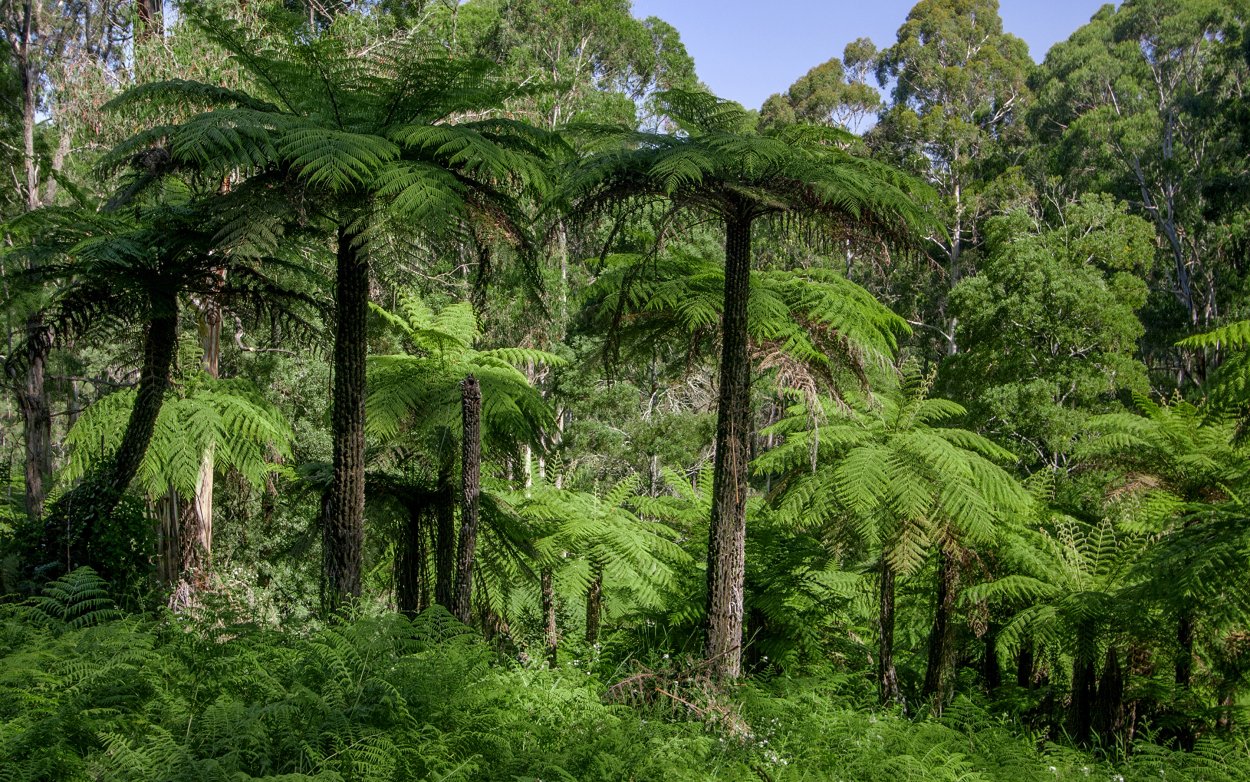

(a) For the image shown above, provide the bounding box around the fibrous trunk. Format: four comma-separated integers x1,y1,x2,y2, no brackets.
922,549,959,707
396,500,429,617
435,456,456,611
322,225,368,612
879,560,903,707
704,212,753,681
1070,635,1097,745
452,375,481,623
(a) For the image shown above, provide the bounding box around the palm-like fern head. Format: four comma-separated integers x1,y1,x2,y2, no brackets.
585,250,908,400
564,89,937,248
1,202,317,370
1180,319,1250,439
502,475,691,622
102,3,563,253
755,369,1030,576
367,294,563,459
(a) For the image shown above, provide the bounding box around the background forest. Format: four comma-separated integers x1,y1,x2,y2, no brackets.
3,0,1250,779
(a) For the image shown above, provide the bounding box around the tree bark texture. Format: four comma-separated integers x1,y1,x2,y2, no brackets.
704,212,753,681
1095,646,1126,746
182,288,223,588
435,457,456,611
922,549,959,706
19,315,52,524
396,500,429,617
452,375,481,623
322,226,368,612
879,561,903,707
542,567,558,667
1176,612,1194,689
585,561,603,646
1070,636,1097,746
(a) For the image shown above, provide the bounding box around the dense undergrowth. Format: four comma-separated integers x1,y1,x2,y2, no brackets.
2,570,1248,781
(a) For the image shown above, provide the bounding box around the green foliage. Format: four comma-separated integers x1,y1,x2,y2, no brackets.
942,195,1153,467
3,604,1249,781
758,369,1029,576
366,292,561,455
584,249,909,403
63,375,294,502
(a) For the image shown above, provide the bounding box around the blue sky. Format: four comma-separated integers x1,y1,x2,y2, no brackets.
630,1,1115,110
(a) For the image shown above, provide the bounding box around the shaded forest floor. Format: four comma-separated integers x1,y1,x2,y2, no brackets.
4,582,1250,781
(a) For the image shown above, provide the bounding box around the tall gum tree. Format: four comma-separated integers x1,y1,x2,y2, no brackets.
869,0,1033,359
1029,0,1250,382
565,91,932,679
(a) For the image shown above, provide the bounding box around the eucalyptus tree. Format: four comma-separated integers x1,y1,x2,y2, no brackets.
1030,0,1250,369
757,370,1029,706
567,93,930,678
869,0,1033,359
941,196,1154,470
105,3,558,609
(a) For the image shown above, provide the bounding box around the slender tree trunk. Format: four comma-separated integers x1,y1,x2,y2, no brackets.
982,624,1002,691
1095,646,1125,747
705,211,753,681
396,500,428,617
434,456,456,610
15,1,52,526
922,549,959,707
879,560,903,707
181,286,222,588
18,315,52,524
1017,635,1035,688
1070,636,1097,746
322,225,368,612
452,375,481,623
585,560,603,646
135,0,162,41
542,566,558,667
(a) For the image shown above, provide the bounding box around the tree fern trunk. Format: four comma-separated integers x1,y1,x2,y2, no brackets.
435,456,455,611
396,501,428,617
1095,646,1125,746
452,375,481,623
922,549,959,707
705,211,753,681
879,560,903,707
1070,634,1097,745
1176,612,1194,688
322,225,368,612
1017,635,1035,688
